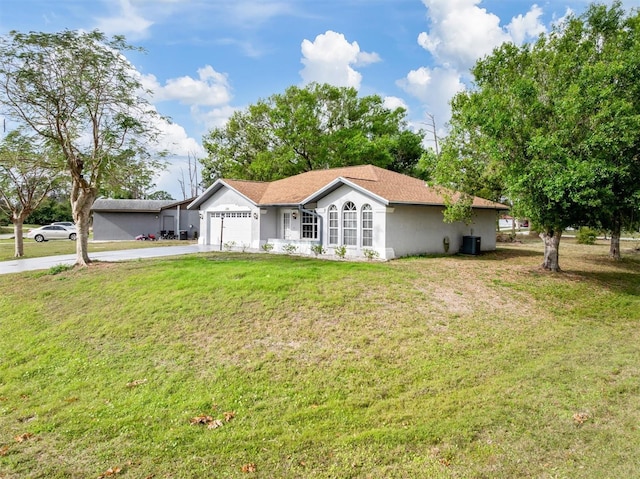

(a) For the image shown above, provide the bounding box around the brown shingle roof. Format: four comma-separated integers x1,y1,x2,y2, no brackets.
224,179,270,203
223,165,507,209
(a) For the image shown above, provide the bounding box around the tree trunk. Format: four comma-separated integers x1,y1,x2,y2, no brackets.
609,214,622,260
540,230,562,272
71,179,96,267
13,220,24,258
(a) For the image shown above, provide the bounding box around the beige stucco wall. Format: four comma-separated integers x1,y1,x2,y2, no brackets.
468,209,499,251
385,205,498,258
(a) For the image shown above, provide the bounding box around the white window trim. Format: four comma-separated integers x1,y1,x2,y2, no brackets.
328,205,339,245
342,201,357,247
361,204,373,247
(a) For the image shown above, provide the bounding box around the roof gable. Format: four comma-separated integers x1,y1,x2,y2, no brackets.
187,179,264,210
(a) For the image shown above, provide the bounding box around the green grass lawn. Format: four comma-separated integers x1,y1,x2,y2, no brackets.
1,241,639,478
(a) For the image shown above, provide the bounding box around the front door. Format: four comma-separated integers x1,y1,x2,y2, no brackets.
283,213,292,240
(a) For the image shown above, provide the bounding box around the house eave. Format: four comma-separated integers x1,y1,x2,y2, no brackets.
387,201,510,210
253,202,299,207
91,199,176,213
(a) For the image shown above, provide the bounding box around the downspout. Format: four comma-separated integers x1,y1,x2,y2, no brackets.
299,206,323,246
219,214,224,251
177,204,181,238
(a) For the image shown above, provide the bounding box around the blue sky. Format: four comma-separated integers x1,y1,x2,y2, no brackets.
0,0,635,199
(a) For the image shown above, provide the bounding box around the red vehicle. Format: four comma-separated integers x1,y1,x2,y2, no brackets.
135,233,157,241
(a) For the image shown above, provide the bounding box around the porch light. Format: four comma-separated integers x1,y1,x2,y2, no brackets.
292,211,298,220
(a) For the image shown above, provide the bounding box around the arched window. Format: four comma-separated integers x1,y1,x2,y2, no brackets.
361,204,373,247
328,205,338,245
342,202,357,246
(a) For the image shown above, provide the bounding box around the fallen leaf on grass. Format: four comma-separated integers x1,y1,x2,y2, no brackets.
207,419,225,429
98,466,121,477
14,433,33,443
191,411,237,429
126,379,148,388
241,463,257,473
0,445,9,456
190,415,214,425
573,412,590,425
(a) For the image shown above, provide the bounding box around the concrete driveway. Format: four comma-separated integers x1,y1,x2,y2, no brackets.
0,244,218,275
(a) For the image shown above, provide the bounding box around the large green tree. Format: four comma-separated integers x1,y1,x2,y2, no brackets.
25,194,73,226
99,154,162,199
201,83,425,183
440,2,640,271
0,131,63,257
0,30,166,266
568,3,640,258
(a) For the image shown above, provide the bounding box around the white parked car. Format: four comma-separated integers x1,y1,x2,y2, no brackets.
51,221,77,230
27,225,77,242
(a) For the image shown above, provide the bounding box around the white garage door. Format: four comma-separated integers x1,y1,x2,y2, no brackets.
210,212,252,247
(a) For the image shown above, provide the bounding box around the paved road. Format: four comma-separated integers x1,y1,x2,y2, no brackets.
0,244,218,275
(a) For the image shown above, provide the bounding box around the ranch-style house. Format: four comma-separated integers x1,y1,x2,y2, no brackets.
187,165,508,260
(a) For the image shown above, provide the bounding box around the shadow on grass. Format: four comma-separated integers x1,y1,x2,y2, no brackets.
583,252,640,273
570,270,640,296
458,245,542,261
566,253,640,296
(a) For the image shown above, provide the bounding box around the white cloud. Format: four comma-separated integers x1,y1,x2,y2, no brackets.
405,0,550,132
155,118,205,158
356,51,382,67
193,105,238,131
551,7,575,28
141,66,232,107
507,5,547,45
127,64,220,198
418,0,547,71
150,117,207,200
300,30,380,89
94,0,154,39
383,96,409,113
397,67,465,132
418,0,510,71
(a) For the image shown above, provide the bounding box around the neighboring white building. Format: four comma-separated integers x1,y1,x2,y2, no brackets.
187,165,508,260
499,215,529,230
